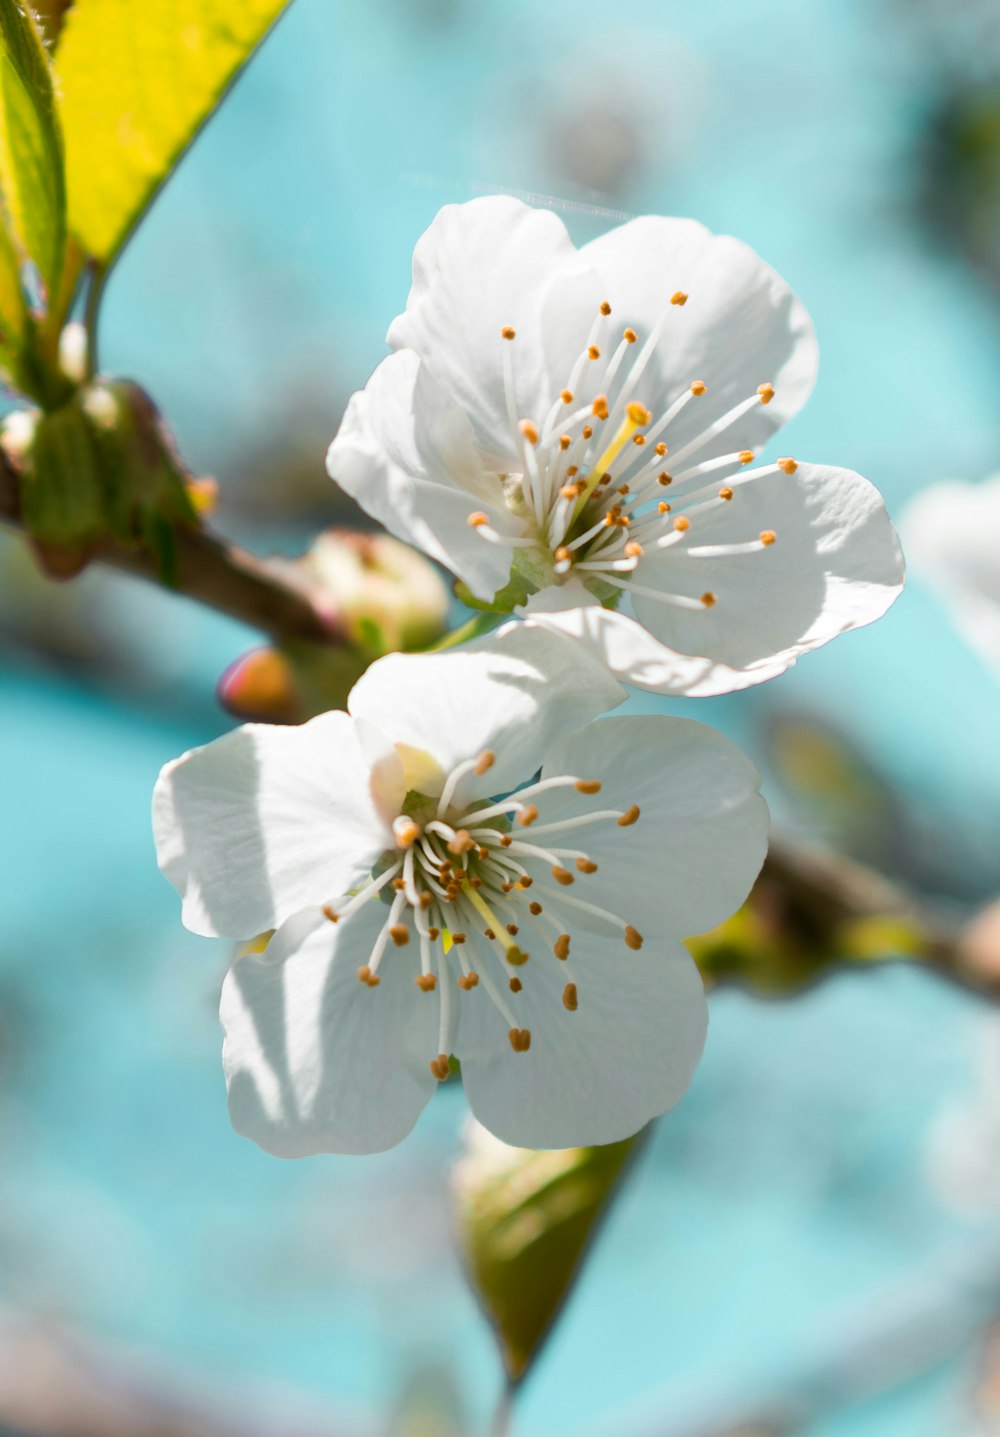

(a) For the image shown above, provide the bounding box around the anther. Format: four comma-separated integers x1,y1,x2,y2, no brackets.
671,291,688,305
626,401,651,426
517,805,539,827
690,381,707,396
632,434,646,447
559,434,572,450
484,927,496,940
468,511,489,527
562,983,579,1012
625,925,644,950
701,592,717,608
451,932,467,945
427,926,440,941
757,383,775,404
600,301,612,316
501,326,516,340
357,965,380,987
624,541,643,559
559,484,582,500
658,502,671,515
739,450,754,465
322,905,339,923
618,805,641,827
561,389,573,403
592,394,609,420
475,750,495,775
507,945,530,966
392,878,406,890
657,472,672,486
508,1028,532,1052
389,924,409,946
553,934,571,960
430,1054,451,1081
552,866,575,886
588,345,601,361
458,973,479,990
566,465,579,477
393,815,421,849
760,530,777,546
576,857,598,873
582,425,593,439
655,442,668,456
419,891,433,909
519,419,539,445
499,834,513,848
506,923,519,936
623,327,638,344
516,875,534,889
501,882,513,893
575,779,602,794
448,830,475,855
529,901,543,915
509,976,522,993
673,516,690,533
415,973,437,992
554,545,572,568
719,486,733,501
777,457,798,474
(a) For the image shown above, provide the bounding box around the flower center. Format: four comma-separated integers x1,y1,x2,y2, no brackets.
322,748,643,1081
468,298,796,612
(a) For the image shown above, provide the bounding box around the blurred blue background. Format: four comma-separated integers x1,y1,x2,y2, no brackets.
3,0,1000,1432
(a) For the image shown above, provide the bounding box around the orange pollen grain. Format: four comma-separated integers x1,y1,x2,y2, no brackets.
458,973,479,991
322,905,339,923
529,900,543,915
624,541,643,558
658,472,672,486
559,434,572,450
582,425,593,439
655,442,668,456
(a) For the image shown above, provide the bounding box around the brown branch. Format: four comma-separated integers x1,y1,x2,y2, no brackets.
0,443,343,647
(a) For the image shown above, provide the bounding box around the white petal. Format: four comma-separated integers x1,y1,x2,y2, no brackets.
347,623,625,809
153,713,395,939
326,349,515,602
456,929,707,1148
517,582,723,693
579,216,818,462
222,907,439,1156
630,461,905,695
387,196,593,463
525,714,769,939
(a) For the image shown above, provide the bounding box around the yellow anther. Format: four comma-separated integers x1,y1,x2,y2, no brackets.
509,976,523,992
690,381,707,396
655,442,668,456
562,982,579,1012
561,389,574,404
592,394,609,420
501,326,516,340
458,973,479,990
559,434,572,450
519,419,539,445
625,925,644,950
658,501,671,515
632,434,646,447
588,345,601,360
673,516,690,533
517,805,539,827
599,300,612,315
508,1028,532,1052
701,591,717,608
552,866,575,886
559,484,581,500
618,804,641,827
430,1054,451,1081
415,973,437,992
389,924,409,946
582,425,593,439
626,401,651,426
322,905,339,923
658,471,672,486
760,530,777,546
499,834,513,847
575,779,602,794
357,965,380,987
393,815,421,849
576,857,598,873
623,327,637,343
554,545,572,564
553,933,571,960
475,750,495,775
777,456,798,474
671,291,688,305
468,511,489,527
624,541,643,559
507,945,530,966
739,450,754,465
757,382,775,404
719,486,734,501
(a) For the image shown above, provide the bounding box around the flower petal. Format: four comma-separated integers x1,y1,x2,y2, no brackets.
326,349,515,602
524,714,768,939
153,712,394,939
222,907,438,1156
387,196,592,463
579,216,818,462
630,462,905,694
347,623,626,809
456,929,707,1148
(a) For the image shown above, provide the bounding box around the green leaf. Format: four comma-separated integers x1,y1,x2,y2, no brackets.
55,0,292,263
0,206,26,375
0,0,65,294
452,1125,645,1384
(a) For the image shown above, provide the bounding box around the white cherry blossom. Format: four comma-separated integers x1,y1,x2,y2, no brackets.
326,196,904,696
153,627,768,1154
902,473,1000,678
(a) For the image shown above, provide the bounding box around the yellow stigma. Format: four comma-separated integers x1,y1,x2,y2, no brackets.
572,404,651,520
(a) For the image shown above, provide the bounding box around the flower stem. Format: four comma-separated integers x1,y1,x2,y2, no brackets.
425,609,499,651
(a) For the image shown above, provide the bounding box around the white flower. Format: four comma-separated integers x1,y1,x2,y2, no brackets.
326,196,904,696
153,627,768,1154
902,473,1000,677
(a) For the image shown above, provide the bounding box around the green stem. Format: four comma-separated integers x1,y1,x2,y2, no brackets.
425,609,500,652
84,261,107,377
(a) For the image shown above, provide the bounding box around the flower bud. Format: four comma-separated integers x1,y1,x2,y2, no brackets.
301,529,448,653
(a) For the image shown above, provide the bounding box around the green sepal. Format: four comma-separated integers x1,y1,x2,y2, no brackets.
454,573,535,615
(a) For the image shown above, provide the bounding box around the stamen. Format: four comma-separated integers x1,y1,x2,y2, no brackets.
777,457,798,473
562,983,578,1011
393,816,421,849
323,860,402,924
508,1028,532,1052
618,805,641,826
501,326,516,341
671,291,688,305
757,383,775,404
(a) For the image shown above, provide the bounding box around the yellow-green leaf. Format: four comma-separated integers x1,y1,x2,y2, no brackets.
55,0,292,263
0,206,26,376
452,1123,645,1384
0,0,65,292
